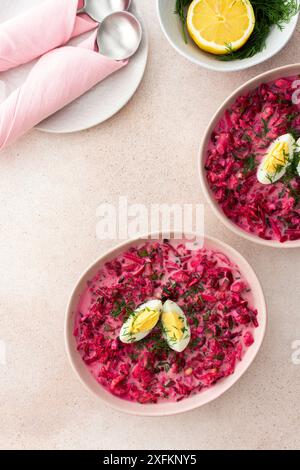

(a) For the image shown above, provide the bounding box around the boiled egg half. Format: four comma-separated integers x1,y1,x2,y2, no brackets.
161,300,191,353
119,299,162,344
257,133,295,184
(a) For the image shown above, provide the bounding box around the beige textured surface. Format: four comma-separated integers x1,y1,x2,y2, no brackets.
1,0,300,450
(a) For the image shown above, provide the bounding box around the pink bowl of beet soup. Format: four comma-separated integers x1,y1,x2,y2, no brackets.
65,234,266,416
199,64,300,247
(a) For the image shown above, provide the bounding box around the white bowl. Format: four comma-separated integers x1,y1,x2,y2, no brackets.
199,63,300,248
65,233,267,416
157,0,299,72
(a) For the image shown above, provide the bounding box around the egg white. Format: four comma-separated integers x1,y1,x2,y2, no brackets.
161,300,191,353
119,299,162,344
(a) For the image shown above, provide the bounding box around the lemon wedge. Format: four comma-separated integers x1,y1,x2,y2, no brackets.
187,0,255,55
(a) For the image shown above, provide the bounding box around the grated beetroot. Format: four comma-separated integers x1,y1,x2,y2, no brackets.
205,75,300,243
74,241,258,403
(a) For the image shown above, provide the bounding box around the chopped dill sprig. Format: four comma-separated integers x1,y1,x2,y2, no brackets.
242,154,257,175
111,300,135,318
261,117,271,137
220,0,300,61
281,149,300,183
175,0,191,43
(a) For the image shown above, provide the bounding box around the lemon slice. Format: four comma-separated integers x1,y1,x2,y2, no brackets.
187,0,255,55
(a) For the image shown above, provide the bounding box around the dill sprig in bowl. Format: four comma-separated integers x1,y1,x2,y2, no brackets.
215,0,299,61
157,0,299,71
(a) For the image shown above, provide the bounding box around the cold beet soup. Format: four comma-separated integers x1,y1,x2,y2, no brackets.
74,240,258,404
205,75,300,242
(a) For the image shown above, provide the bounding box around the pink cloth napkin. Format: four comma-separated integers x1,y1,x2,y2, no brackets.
0,0,97,72
0,32,127,150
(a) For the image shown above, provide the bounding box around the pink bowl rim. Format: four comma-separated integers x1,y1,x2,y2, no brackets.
65,232,267,416
198,63,300,248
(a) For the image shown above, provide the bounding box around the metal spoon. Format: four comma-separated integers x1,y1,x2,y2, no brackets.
78,0,131,23
97,11,142,60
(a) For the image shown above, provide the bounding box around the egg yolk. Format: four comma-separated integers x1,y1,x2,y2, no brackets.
162,311,184,340
130,308,160,334
264,141,289,174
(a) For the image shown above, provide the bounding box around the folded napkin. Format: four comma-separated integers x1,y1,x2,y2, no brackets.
0,0,97,72
0,33,127,150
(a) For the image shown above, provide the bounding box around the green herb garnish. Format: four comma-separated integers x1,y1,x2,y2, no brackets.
175,1,300,61
182,282,204,298
242,132,252,143
138,248,149,258
111,300,134,318
202,310,211,321
150,273,159,281
214,353,225,361
280,151,300,203
243,154,257,175
111,300,125,318
221,0,300,61
157,361,171,372
190,337,201,348
149,338,171,353
261,118,271,137
175,0,191,43
128,352,139,361
164,379,175,388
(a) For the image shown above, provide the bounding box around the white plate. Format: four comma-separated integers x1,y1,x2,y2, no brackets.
0,0,148,133
157,0,299,72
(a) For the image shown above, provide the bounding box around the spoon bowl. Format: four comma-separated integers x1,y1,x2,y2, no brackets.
97,11,142,60
79,0,131,23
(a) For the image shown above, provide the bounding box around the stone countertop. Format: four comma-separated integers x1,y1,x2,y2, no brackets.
1,0,300,450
